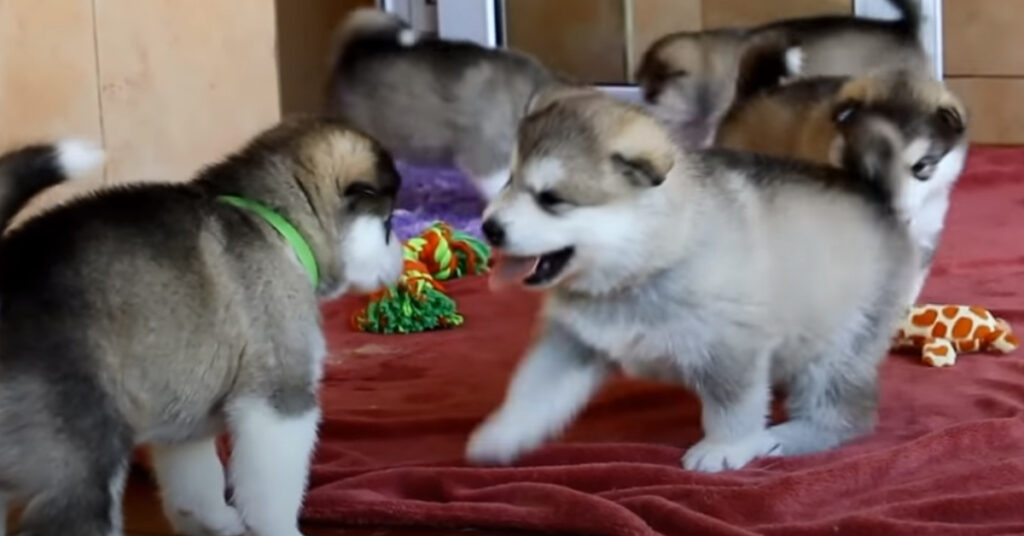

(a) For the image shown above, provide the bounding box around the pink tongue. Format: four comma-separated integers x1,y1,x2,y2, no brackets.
489,254,540,291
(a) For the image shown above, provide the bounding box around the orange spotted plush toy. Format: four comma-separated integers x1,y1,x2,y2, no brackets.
893,305,1019,367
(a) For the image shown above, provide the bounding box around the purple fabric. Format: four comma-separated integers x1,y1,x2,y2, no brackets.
393,162,485,240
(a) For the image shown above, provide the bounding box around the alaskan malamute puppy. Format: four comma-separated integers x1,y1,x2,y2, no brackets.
468,88,917,472
326,9,561,200
635,0,929,148
717,57,968,303
0,119,402,535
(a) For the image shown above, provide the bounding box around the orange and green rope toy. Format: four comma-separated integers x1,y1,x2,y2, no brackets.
351,222,491,334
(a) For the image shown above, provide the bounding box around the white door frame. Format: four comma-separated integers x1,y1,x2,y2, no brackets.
388,0,943,100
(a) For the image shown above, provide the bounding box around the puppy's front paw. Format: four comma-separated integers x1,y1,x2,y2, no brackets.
166,502,246,536
465,418,533,466
681,431,780,472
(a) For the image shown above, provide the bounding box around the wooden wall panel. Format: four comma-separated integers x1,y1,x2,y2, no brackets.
946,78,1024,145
276,0,375,116
504,0,627,84
629,0,701,76
944,0,1024,76
94,0,281,184
0,0,103,155
702,0,852,29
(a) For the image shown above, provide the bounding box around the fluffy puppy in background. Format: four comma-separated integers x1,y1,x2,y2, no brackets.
635,0,929,148
468,88,917,473
326,9,563,200
0,119,402,536
716,41,968,304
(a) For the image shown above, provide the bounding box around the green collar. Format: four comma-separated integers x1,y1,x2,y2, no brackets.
217,195,319,287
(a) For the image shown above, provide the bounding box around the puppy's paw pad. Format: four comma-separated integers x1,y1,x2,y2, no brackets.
465,421,530,466
682,433,780,472
168,503,246,536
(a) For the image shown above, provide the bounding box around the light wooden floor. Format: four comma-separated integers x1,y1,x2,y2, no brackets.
9,468,522,536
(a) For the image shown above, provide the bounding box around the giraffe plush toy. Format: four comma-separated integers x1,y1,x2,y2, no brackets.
893,305,1019,367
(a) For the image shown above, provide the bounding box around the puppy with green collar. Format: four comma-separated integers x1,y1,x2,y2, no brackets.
0,119,402,536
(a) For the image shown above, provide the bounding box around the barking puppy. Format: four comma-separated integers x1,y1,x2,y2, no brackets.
468,88,916,472
717,64,968,304
326,9,561,200
0,119,402,536
635,0,928,148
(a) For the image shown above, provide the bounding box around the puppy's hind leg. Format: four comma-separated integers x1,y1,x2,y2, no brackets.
227,393,320,536
769,364,880,455
467,323,610,465
19,454,130,536
151,438,245,536
770,325,892,455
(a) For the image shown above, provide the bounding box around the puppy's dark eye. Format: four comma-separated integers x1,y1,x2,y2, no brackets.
535,190,567,210
345,182,378,198
667,69,689,79
833,101,861,124
911,158,936,181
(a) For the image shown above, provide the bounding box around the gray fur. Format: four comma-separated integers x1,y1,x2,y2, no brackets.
0,118,403,534
326,9,561,199
468,91,917,472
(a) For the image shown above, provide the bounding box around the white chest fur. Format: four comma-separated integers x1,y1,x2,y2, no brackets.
547,295,714,370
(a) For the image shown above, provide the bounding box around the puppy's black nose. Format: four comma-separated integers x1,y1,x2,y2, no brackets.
482,219,505,247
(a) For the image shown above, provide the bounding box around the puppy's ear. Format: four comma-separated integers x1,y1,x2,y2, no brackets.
936,104,966,136
612,153,669,187
839,115,905,199
525,85,599,116
608,116,676,188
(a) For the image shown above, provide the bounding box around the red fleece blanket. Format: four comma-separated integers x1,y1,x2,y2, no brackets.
307,147,1024,536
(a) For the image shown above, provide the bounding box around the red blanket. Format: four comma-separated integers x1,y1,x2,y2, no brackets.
307,147,1024,536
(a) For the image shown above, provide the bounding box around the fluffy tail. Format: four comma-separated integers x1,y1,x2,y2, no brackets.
327,9,415,74
734,32,802,101
886,0,922,38
0,140,104,231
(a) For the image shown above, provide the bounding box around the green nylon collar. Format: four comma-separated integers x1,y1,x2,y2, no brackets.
217,195,320,287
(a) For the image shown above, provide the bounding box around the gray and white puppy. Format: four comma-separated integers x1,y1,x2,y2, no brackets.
326,9,561,200
0,118,402,536
468,89,917,472
635,0,929,148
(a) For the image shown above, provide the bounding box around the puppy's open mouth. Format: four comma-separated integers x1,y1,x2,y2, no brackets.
491,247,575,288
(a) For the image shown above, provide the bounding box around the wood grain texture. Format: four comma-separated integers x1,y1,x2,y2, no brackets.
944,0,1024,76
94,0,281,184
947,77,1024,145
0,0,103,155
504,0,627,84
701,0,852,29
276,0,375,116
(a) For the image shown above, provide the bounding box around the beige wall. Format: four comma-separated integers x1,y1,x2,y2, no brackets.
276,0,376,116
944,0,1024,144
0,0,281,186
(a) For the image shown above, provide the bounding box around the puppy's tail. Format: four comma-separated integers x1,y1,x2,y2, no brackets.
836,112,906,208
327,9,415,74
734,33,801,101
0,140,104,231
886,0,922,39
